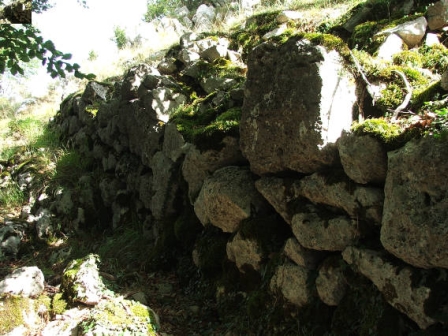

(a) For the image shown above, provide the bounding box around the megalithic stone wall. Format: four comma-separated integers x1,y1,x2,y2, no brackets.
51,29,448,332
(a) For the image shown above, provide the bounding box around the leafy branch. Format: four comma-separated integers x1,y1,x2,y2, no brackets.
0,25,95,80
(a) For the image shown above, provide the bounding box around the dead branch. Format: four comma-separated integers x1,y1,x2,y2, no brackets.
391,70,412,121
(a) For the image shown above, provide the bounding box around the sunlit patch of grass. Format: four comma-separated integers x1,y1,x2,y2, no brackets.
0,181,25,207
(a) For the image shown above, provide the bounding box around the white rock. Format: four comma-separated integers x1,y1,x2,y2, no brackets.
0,266,45,297
377,33,403,61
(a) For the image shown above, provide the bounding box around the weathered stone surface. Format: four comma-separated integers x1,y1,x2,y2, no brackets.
121,64,159,101
292,212,359,251
255,177,292,224
277,10,303,23
294,172,384,224
182,137,246,203
200,77,238,94
117,101,163,166
441,69,448,91
226,232,263,272
427,0,448,30
194,166,267,232
270,263,313,307
316,257,347,306
151,86,187,122
150,151,180,220
158,58,178,75
240,37,356,175
82,81,111,104
61,254,105,305
342,246,445,329
283,237,325,269
338,133,388,184
0,266,44,297
381,138,448,269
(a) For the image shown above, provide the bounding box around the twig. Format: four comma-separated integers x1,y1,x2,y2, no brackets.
350,51,382,105
391,70,412,121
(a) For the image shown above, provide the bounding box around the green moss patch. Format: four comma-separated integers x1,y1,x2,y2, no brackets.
79,297,158,335
0,295,27,334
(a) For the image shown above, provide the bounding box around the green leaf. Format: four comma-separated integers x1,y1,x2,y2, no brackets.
72,63,80,70
86,73,97,80
74,70,82,79
62,53,72,60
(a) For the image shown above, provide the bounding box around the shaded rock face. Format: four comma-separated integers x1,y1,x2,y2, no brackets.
343,246,448,329
337,133,388,184
240,37,356,175
381,138,448,269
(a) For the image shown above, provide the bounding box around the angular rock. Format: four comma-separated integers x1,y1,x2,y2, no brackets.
82,81,111,104
283,237,324,269
151,87,187,122
194,166,267,233
61,254,106,305
0,266,44,297
255,177,292,224
201,44,228,63
292,212,359,251
381,138,448,269
200,77,238,94
316,257,347,306
240,37,356,175
192,4,216,32
377,17,427,48
270,263,313,307
377,33,404,61
226,232,263,272
121,64,159,101
338,133,387,184
427,0,448,30
294,172,384,224
342,246,444,329
182,137,246,203
157,58,178,75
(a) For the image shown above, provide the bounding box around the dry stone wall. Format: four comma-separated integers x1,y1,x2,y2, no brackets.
50,14,448,333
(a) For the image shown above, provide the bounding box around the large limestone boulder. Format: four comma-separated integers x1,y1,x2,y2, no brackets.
240,37,356,175
0,266,44,297
337,133,388,184
381,138,448,269
343,246,448,329
194,166,267,233
270,263,313,307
